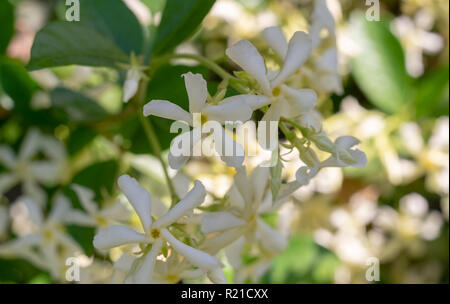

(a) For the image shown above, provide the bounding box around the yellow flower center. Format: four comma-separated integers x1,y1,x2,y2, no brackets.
150,228,161,239
272,86,281,97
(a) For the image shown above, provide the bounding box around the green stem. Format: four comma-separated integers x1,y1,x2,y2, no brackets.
135,78,179,204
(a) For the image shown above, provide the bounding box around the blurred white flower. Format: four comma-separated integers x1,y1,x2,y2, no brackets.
0,128,66,205
0,195,81,280
93,175,223,283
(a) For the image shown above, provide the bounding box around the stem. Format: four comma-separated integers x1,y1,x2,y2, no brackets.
135,78,179,204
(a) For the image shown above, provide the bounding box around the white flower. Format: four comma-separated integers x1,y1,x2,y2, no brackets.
0,128,66,205
391,10,444,77
201,166,288,255
119,53,147,102
93,175,222,283
144,72,263,169
226,29,317,124
65,184,130,229
321,136,367,168
0,195,81,280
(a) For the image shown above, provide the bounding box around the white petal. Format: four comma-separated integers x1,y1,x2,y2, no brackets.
143,100,192,124
261,100,284,123
48,194,71,224
233,166,252,205
336,136,360,149
22,181,46,206
225,236,246,269
0,146,16,169
21,196,43,227
65,210,96,226
221,94,272,111
213,128,245,168
201,227,245,255
93,225,146,250
207,267,227,284
168,129,202,170
226,40,271,95
182,72,207,113
71,184,98,214
281,86,317,114
28,161,60,184
132,238,163,284
227,184,246,210
257,218,288,252
161,228,219,270
18,128,41,161
168,151,190,171
153,180,205,228
349,150,367,168
271,31,312,87
250,166,270,204
123,69,141,102
179,269,205,280
118,175,152,231
203,100,253,124
261,26,288,59
201,211,246,234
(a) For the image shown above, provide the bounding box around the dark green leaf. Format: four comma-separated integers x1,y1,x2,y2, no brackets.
350,14,411,114
66,225,96,256
80,0,144,56
28,22,129,70
67,126,98,156
152,0,215,55
72,160,119,199
0,57,39,111
0,0,14,54
414,65,449,118
50,87,108,122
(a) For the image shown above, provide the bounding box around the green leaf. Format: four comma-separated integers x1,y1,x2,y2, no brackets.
414,65,449,118
140,0,166,13
0,57,39,111
152,0,215,55
0,0,14,54
28,22,129,70
72,160,119,199
350,14,411,114
261,234,339,284
80,0,144,56
66,225,96,256
67,126,98,156
50,87,108,122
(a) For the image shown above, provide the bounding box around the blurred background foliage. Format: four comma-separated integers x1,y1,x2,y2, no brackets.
0,0,448,283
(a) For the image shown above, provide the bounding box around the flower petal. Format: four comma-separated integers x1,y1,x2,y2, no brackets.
271,31,312,87
336,136,360,149
281,85,317,114
118,175,152,232
123,69,141,102
203,100,253,124
48,194,71,224
226,40,271,95
132,238,163,284
153,180,206,228
207,267,227,284
161,228,220,270
71,184,98,214
93,225,146,250
21,196,43,227
28,161,60,185
201,211,246,234
221,94,272,111
261,26,288,59
0,173,19,196
0,146,16,169
182,72,207,113
213,128,245,168
250,166,270,204
257,218,288,252
143,100,192,124
18,128,41,161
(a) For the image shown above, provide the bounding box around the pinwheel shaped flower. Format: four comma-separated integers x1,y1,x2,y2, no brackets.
0,128,66,205
201,166,288,255
226,28,317,126
93,175,222,283
0,195,81,280
143,72,272,169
